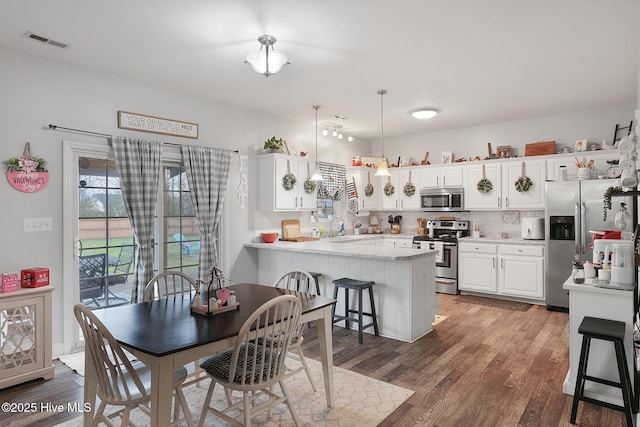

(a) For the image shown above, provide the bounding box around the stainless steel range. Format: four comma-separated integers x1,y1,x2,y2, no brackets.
412,220,469,295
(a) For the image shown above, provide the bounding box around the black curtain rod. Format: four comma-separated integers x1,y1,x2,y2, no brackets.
47,123,239,153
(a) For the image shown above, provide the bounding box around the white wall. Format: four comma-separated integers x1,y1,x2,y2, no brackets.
0,47,369,352
374,105,635,165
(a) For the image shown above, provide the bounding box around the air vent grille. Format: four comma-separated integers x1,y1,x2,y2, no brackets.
23,31,70,49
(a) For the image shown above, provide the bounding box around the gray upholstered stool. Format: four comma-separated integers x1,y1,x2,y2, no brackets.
331,278,379,344
570,316,636,426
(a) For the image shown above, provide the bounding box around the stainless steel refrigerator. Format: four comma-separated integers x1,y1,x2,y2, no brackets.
545,179,631,310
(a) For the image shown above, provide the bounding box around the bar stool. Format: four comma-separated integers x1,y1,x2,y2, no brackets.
331,278,379,344
570,316,636,426
309,272,322,295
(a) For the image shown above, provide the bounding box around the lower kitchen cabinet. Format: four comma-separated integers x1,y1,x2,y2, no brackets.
458,243,498,293
459,242,544,301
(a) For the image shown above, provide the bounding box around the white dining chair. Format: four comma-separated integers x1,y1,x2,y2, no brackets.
272,270,318,392
73,304,194,427
198,295,302,427
144,271,207,387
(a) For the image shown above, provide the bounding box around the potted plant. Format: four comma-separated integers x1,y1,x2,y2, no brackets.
263,136,286,153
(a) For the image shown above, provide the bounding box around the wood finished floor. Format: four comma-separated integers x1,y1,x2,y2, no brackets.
0,293,627,426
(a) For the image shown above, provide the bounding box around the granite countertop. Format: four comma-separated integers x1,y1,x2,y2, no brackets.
245,236,434,260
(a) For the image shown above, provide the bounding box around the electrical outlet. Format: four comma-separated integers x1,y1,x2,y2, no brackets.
23,217,53,232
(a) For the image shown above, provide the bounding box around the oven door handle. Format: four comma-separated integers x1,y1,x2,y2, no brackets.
435,278,456,285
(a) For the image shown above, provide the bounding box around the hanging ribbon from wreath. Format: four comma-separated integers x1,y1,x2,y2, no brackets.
403,170,416,197
365,171,374,197
6,142,49,193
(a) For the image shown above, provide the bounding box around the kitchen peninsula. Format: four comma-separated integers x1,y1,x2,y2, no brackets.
245,236,436,342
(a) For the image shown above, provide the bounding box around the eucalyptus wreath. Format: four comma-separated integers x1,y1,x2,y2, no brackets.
403,182,416,197
477,178,493,193
514,176,533,193
282,173,297,191
384,182,395,196
303,179,316,194
365,183,374,197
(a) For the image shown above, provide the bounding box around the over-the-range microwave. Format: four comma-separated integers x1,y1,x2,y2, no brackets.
420,187,464,212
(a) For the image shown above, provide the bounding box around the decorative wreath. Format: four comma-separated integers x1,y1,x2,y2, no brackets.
303,179,316,194
477,178,493,193
403,182,416,197
365,183,374,197
282,173,297,191
514,176,533,193
384,182,395,196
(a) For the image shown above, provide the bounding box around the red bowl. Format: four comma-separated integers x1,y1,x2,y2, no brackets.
260,232,279,243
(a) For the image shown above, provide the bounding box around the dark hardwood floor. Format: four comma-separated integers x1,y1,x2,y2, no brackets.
0,293,627,426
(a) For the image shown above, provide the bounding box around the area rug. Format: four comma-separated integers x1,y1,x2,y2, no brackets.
455,294,532,312
55,354,413,427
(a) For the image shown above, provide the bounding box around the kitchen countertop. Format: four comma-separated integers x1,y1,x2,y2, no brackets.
245,236,434,260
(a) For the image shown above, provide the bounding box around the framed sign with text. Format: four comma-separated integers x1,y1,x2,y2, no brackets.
117,111,199,139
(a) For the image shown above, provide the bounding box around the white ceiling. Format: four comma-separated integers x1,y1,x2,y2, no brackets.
1,0,639,140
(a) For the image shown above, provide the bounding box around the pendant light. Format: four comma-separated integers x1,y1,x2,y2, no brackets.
375,89,390,177
310,105,324,182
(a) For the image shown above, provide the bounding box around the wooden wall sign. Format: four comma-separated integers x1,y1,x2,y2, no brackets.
117,111,199,139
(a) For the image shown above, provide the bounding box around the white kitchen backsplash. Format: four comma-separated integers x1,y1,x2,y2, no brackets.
347,210,544,237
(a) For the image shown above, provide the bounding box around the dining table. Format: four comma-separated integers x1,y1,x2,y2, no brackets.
83,282,336,427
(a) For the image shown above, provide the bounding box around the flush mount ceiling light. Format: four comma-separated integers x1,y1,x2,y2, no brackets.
411,109,438,120
245,35,290,77
375,89,390,177
310,106,324,182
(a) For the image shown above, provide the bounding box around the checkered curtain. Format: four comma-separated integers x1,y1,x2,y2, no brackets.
317,161,346,201
181,145,233,281
112,137,162,303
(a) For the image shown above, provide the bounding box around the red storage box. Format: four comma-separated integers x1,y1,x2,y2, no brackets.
2,273,20,293
21,268,50,288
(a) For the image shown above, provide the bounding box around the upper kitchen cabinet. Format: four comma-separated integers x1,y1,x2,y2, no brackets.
378,168,421,210
501,160,545,209
419,165,463,188
347,167,378,211
464,160,546,210
464,163,503,209
546,150,619,181
258,153,316,211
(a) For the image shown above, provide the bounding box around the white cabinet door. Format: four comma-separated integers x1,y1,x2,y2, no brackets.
502,160,545,209
441,166,463,187
419,166,463,188
347,168,378,211
379,171,400,210
499,254,544,299
498,245,544,299
397,169,421,210
419,167,441,188
464,163,502,209
297,157,317,210
274,156,299,209
458,243,498,292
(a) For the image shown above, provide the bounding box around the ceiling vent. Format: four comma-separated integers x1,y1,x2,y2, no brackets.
23,31,70,49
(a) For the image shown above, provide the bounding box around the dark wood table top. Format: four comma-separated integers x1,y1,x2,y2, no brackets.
92,283,335,357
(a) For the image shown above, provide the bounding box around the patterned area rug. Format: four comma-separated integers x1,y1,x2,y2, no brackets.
455,294,532,312
56,354,413,426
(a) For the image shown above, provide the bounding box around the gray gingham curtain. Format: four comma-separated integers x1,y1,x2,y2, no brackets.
112,137,162,303
181,146,233,281
317,161,346,201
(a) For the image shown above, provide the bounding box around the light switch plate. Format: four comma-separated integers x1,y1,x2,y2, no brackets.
23,217,53,232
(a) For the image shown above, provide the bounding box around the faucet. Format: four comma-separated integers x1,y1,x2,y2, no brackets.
328,217,345,237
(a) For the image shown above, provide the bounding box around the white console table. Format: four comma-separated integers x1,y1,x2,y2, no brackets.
563,277,636,407
0,286,54,389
